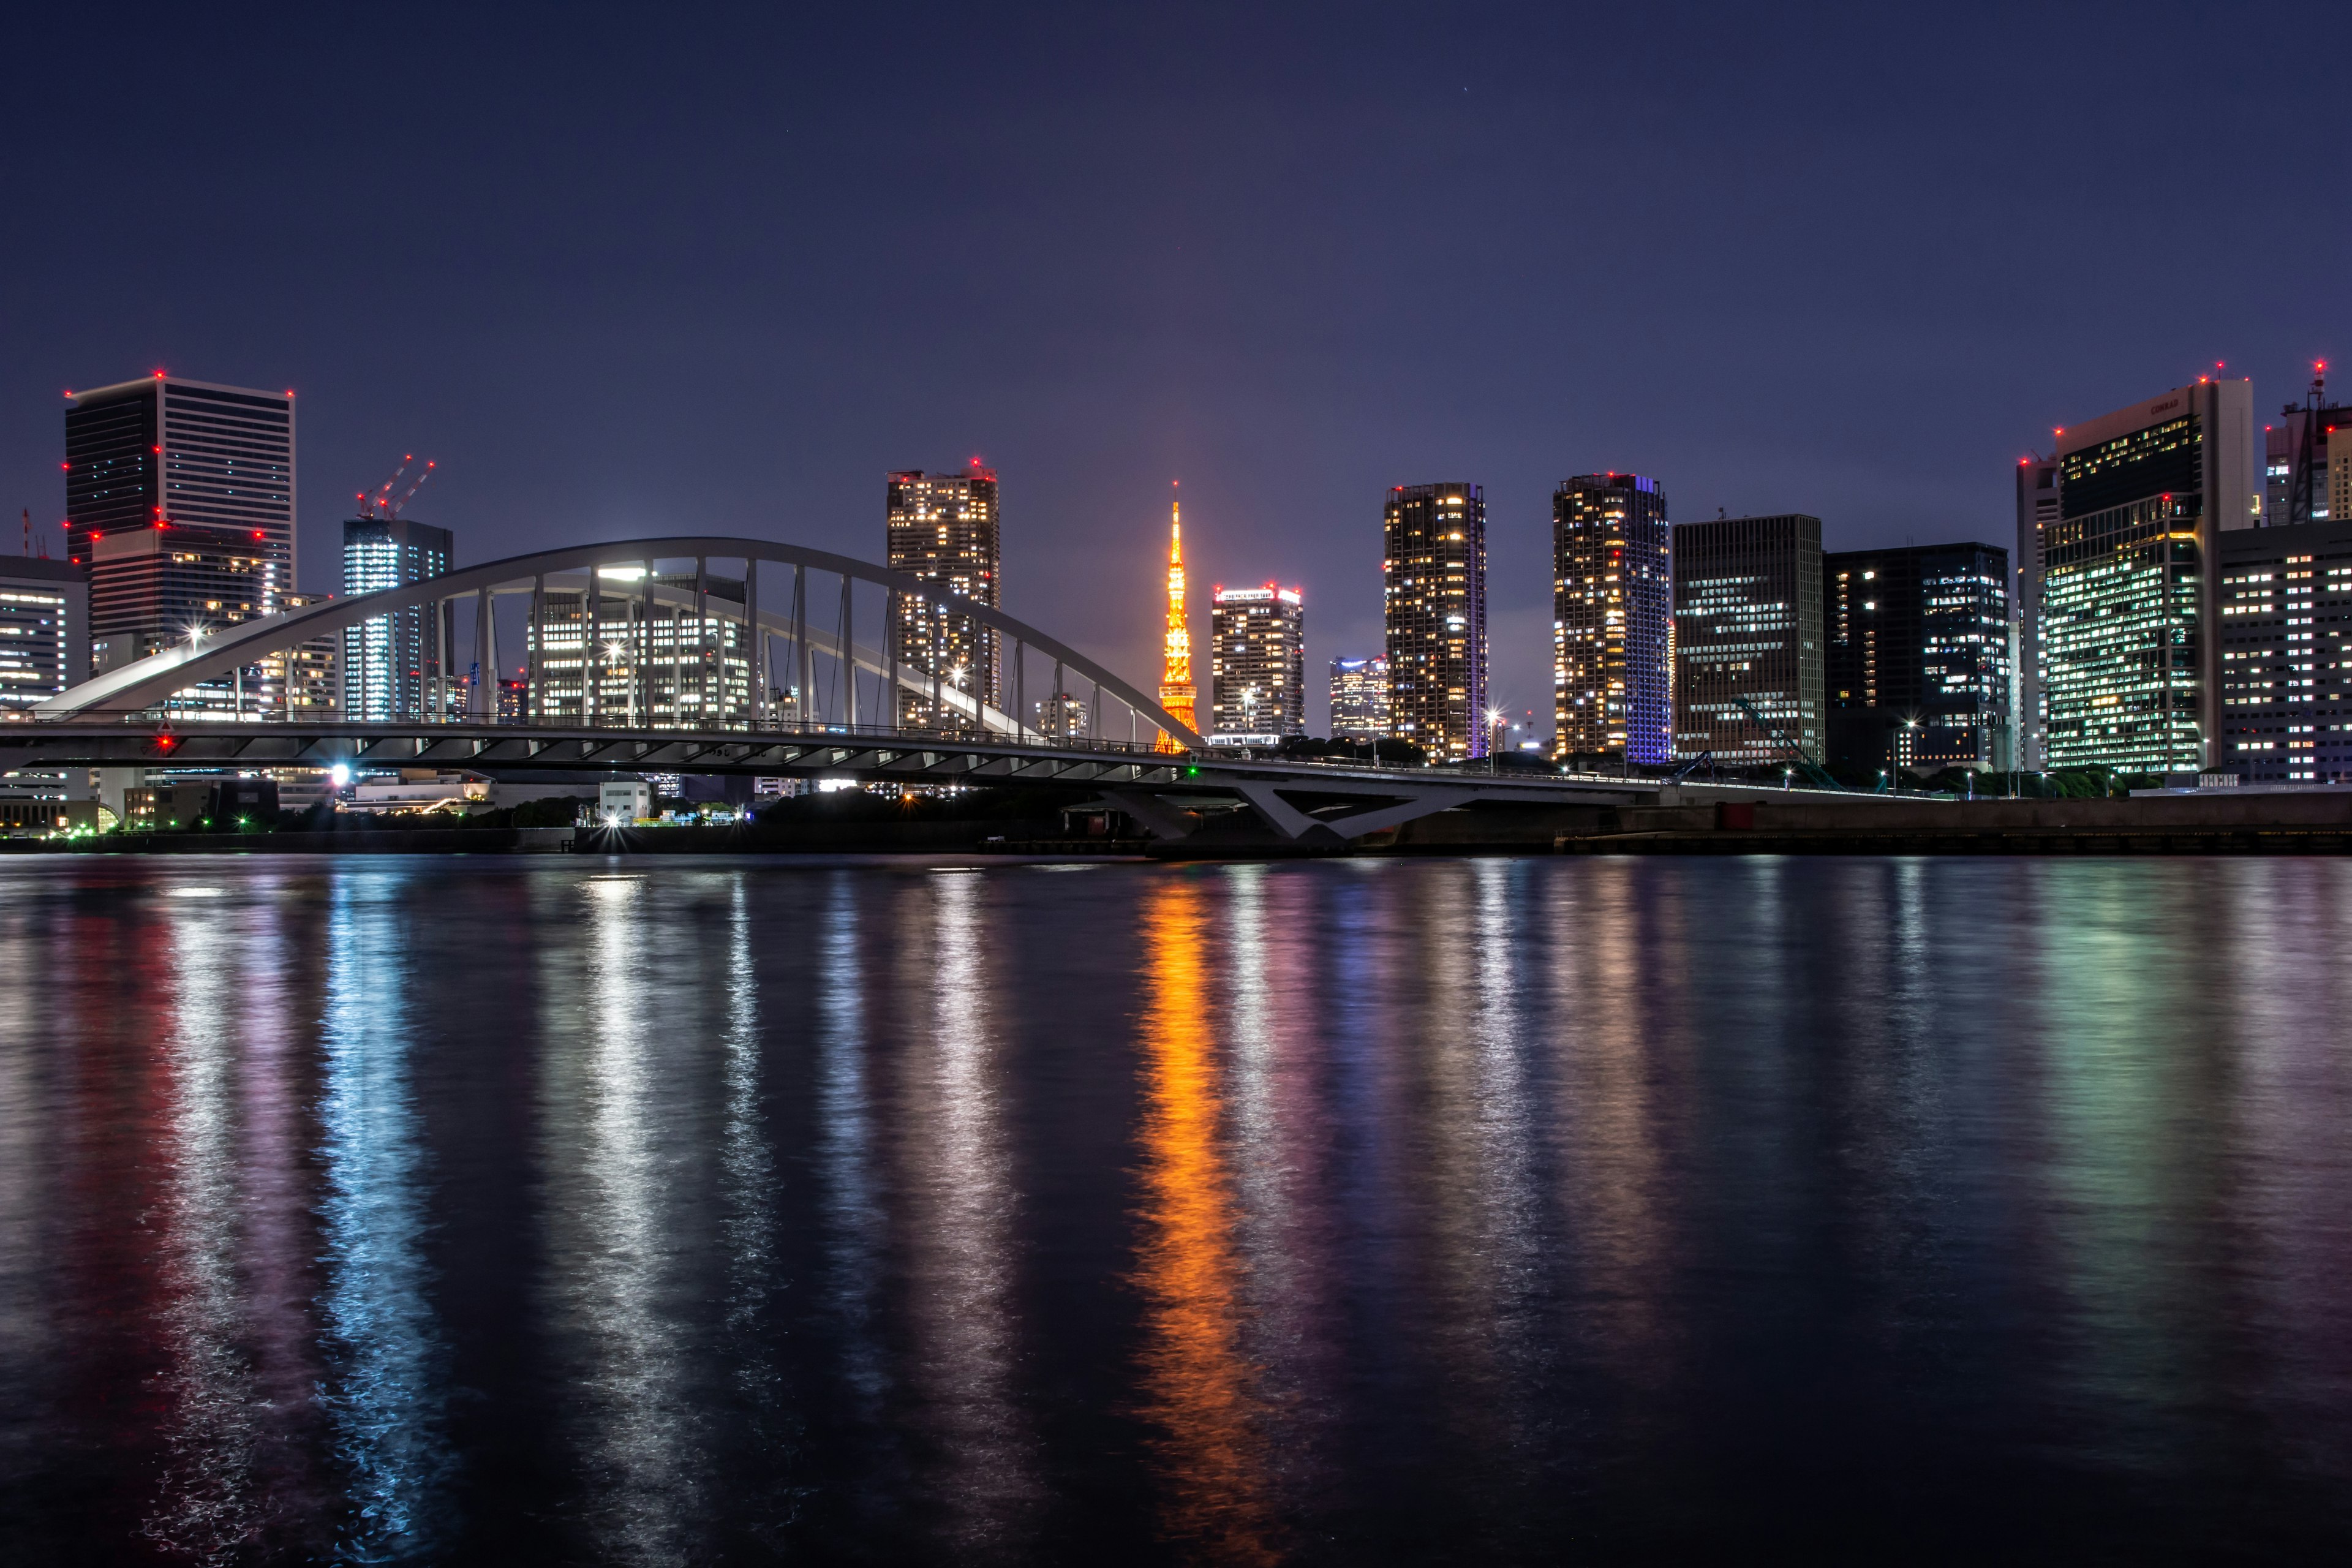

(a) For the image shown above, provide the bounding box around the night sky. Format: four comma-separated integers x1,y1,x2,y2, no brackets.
4,6,2344,734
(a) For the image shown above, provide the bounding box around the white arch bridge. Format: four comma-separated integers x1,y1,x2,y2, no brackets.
10,535,1684,847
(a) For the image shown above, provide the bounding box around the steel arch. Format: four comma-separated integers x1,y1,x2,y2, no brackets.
38,535,1205,747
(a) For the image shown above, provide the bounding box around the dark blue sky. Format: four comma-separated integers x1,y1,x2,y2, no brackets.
4,4,2343,729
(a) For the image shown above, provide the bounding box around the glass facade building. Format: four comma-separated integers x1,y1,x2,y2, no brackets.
886,468,1000,731
1825,543,2011,776
1382,483,1488,760
1553,473,1672,764
1209,584,1304,742
2216,518,2352,782
1672,514,1825,764
342,517,454,722
1328,655,1389,740
2043,380,2256,772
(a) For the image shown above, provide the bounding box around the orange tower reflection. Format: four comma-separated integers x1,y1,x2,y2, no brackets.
1134,878,1276,1562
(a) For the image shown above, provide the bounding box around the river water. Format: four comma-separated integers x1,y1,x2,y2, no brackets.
1,854,2350,1564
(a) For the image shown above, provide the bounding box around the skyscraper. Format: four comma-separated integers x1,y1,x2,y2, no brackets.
1672,514,1825,764
1825,542,2011,777
2014,452,2059,768
886,467,1000,730
2216,518,2352,782
1328,655,1389,740
1210,584,1303,742
342,516,454,721
67,375,295,703
0,558,88,712
1553,473,1672,764
1382,483,1488,760
2043,379,2256,772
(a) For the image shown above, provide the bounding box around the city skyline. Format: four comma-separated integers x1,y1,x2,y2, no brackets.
7,11,2345,737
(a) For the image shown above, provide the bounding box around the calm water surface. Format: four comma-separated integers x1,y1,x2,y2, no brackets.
2,853,2351,1564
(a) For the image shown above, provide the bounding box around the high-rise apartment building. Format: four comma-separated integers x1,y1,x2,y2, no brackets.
886,467,999,730
67,375,295,671
2216,518,2352,782
2014,453,2059,768
2043,380,2256,772
1036,691,1090,739
0,558,89,713
1329,655,1389,740
1825,543,2011,777
1672,514,1825,764
1553,473,1673,764
342,516,454,721
1382,483,1488,760
1210,584,1304,742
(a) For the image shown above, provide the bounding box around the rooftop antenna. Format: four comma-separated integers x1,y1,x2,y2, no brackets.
20,508,26,557
2286,361,2326,528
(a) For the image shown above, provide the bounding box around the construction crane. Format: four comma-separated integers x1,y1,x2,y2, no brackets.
1730,695,1841,791
355,455,437,519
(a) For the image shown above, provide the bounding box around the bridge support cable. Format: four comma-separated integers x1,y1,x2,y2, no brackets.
790,566,809,727
840,571,857,729
746,559,763,725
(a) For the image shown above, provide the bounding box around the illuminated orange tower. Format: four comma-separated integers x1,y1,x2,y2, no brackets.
1156,481,1196,752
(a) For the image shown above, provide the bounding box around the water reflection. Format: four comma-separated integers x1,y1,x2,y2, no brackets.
897,870,1035,1555
818,873,888,1442
541,873,704,1564
1135,875,1278,1564
1221,865,1340,1523
3,856,2351,1562
317,872,451,1559
143,877,329,1562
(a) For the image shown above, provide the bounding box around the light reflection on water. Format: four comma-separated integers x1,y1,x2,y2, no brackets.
0,856,2349,1562
318,873,450,1560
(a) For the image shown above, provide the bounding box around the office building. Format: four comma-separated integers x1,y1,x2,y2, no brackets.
0,558,89,714
1825,543,2011,777
341,516,453,720
1672,514,1825,764
1210,584,1304,742
1553,473,1672,764
1383,483,1489,760
523,569,753,726
264,590,337,718
2044,380,2256,772
886,467,999,729
1329,655,1389,740
2217,518,2352,782
67,375,295,669
2014,453,2059,768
